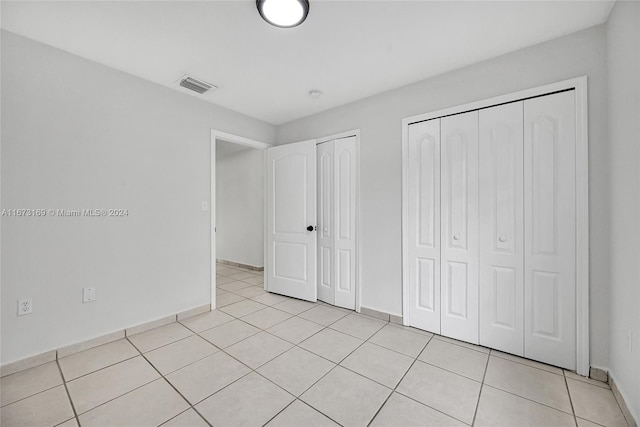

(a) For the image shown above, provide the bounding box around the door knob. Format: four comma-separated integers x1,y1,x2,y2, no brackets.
453,233,461,241
498,236,507,242
307,225,316,232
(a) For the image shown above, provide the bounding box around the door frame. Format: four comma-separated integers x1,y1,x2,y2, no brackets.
210,129,272,309
316,129,362,312
401,77,589,375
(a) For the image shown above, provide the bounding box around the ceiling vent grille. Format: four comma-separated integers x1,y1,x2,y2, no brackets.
179,76,216,94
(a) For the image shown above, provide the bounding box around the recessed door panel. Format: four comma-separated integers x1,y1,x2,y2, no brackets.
417,257,436,311
531,271,560,338
407,119,441,333
479,101,524,356
524,91,576,370
274,154,307,234
317,141,335,305
441,111,478,343
274,242,307,281
267,140,317,302
338,149,352,240
446,261,468,318
492,267,518,329
337,249,351,292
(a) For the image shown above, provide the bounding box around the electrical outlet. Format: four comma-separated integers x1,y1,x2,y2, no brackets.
201,201,208,212
17,298,33,316
626,329,633,352
83,287,96,303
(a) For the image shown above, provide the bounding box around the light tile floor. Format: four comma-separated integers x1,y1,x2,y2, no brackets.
0,263,631,427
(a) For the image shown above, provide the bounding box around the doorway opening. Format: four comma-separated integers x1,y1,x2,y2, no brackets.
210,130,272,309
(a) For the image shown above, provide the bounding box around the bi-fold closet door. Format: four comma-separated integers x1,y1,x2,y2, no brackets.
407,110,479,343
407,90,577,370
317,136,357,310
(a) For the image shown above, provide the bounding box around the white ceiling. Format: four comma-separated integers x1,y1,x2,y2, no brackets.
1,1,614,125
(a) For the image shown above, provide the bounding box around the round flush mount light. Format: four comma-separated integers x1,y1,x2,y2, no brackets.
257,0,309,28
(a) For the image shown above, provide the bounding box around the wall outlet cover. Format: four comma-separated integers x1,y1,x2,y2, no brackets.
17,298,33,316
83,287,96,303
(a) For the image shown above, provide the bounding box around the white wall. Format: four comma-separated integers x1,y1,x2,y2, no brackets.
606,1,640,422
277,25,610,368
216,141,264,268
0,31,276,364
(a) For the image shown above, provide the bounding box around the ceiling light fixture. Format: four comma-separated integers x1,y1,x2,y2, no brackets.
257,0,309,28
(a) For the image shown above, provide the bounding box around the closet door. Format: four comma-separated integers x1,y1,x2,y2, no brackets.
334,136,357,309
479,102,524,355
440,111,479,343
317,141,335,305
524,91,576,370
407,119,441,333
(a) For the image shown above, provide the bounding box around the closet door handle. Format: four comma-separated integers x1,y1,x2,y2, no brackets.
307,225,316,232
453,233,461,241
498,236,507,243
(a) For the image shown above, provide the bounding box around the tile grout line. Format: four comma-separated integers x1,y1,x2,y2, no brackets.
186,303,333,424
261,397,345,427
489,351,565,377
0,382,63,409
479,383,577,417
124,335,214,427
55,358,81,427
562,369,580,427
470,348,492,426
366,333,434,427
252,312,393,424
157,408,203,427
59,352,141,384
381,335,475,426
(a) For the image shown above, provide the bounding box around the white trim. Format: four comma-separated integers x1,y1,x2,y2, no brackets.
210,129,272,309
316,129,360,145
401,77,589,375
211,130,272,150
574,77,590,377
401,118,410,327
315,129,362,312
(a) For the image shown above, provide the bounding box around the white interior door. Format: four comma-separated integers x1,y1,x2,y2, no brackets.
407,119,441,333
479,101,525,355
333,136,357,309
317,141,335,305
266,140,317,302
524,91,576,370
440,111,479,343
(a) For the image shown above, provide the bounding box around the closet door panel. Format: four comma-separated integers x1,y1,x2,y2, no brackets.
524,91,576,370
407,119,441,333
317,141,335,305
334,136,357,309
479,101,524,356
441,111,479,343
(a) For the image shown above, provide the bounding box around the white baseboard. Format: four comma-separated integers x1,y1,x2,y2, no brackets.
1,303,211,377
609,371,639,427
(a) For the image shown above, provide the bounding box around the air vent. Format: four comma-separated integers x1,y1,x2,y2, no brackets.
179,76,216,94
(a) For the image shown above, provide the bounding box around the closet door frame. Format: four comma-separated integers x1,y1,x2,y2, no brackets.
317,129,361,313
401,77,589,376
